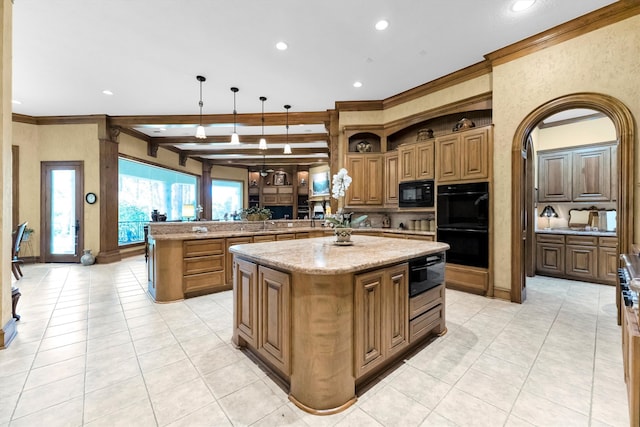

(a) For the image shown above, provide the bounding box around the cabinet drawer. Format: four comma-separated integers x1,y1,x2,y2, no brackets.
276,233,295,241
536,234,565,244
262,187,277,194
184,239,224,257
409,305,443,343
409,285,444,320
599,236,618,248
566,235,597,246
183,270,225,293
295,232,309,239
279,187,293,194
183,255,224,275
263,194,277,204
277,194,294,204
253,234,277,242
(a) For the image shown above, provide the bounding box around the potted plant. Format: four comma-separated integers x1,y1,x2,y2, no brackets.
22,227,34,242
324,168,367,243
241,206,272,221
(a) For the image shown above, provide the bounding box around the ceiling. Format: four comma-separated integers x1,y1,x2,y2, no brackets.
11,0,617,168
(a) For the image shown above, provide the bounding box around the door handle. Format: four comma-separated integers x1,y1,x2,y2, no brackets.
75,219,80,234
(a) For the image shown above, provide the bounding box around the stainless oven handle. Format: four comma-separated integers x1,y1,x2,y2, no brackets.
438,227,488,233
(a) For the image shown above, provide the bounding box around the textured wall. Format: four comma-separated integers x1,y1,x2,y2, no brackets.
492,14,640,292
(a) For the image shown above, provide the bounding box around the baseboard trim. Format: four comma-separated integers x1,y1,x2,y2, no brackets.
1,317,18,349
493,288,511,301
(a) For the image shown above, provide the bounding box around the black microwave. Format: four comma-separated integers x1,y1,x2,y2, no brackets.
399,180,435,208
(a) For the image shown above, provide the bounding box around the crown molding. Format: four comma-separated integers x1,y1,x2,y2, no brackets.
335,100,384,112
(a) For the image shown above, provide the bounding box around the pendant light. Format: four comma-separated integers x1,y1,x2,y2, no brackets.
230,87,240,144
283,104,292,154
258,96,267,150
195,75,206,139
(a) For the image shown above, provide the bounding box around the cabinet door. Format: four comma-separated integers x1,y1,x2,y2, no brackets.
398,144,416,182
566,245,598,280
345,155,365,205
365,155,383,205
226,237,252,285
598,246,618,285
572,147,611,202
436,135,459,182
384,152,399,206
234,258,258,347
460,129,488,181
258,266,291,375
416,140,435,180
538,152,572,202
536,243,565,275
354,270,385,378
385,264,409,357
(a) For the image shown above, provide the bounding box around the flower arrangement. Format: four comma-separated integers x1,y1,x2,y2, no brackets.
241,206,272,221
324,168,367,228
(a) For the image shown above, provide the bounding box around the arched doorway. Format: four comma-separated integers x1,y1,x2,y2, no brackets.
511,93,635,306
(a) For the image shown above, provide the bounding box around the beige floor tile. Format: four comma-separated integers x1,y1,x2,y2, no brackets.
590,390,630,427
32,341,86,369
85,341,136,372
83,374,148,422
454,367,520,412
165,401,232,427
419,411,458,426
203,359,261,398
150,377,215,426
511,390,589,427
189,344,240,375
133,330,178,355
178,332,225,357
143,358,200,396
0,393,20,424
219,379,287,426
386,365,452,410
433,387,507,427
359,384,431,426
43,320,88,338
9,396,83,427
504,414,536,426
86,329,133,354
85,355,141,393
13,373,84,419
137,342,188,373
523,366,592,416
23,354,85,390
334,407,384,426
38,329,87,352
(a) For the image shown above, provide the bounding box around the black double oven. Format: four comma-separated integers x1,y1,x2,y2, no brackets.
437,182,489,268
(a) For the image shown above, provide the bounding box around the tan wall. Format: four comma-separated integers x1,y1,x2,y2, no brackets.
1,0,12,338
12,122,101,256
492,14,640,293
534,116,617,151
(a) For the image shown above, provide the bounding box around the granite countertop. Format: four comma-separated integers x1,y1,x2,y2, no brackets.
536,228,616,237
229,235,449,275
148,227,436,241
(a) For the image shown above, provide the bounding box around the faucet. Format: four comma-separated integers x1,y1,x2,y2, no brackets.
262,220,275,231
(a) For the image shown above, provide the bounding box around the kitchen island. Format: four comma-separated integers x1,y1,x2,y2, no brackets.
230,235,449,415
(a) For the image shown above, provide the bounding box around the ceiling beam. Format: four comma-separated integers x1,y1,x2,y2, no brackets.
109,111,331,127
153,133,328,145
185,147,328,156
207,157,328,166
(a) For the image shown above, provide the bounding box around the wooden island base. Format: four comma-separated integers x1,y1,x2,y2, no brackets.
230,236,449,414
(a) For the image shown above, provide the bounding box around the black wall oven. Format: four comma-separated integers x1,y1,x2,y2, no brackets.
437,182,489,268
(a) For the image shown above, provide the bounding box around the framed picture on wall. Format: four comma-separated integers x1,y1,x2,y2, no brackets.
274,172,286,186
311,171,330,197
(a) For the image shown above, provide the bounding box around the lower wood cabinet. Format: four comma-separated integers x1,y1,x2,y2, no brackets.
183,239,225,294
622,306,640,427
445,264,488,295
225,236,253,285
354,264,409,378
536,233,617,285
253,234,276,242
409,284,445,343
233,258,291,376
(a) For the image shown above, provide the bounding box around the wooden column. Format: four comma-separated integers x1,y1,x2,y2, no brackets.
201,162,212,220
96,134,122,264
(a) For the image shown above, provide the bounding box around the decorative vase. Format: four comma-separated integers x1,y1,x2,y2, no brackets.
81,249,95,266
334,227,353,243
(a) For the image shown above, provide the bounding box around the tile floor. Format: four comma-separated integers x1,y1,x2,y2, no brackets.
0,256,630,426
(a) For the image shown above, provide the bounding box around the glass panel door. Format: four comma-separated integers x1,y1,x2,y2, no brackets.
41,162,83,263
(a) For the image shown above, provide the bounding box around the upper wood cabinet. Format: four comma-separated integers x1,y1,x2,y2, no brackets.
398,140,434,182
384,151,399,206
436,126,490,183
538,152,572,202
345,153,384,206
537,144,617,203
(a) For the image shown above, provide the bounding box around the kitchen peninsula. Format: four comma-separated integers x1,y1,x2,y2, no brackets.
145,220,436,302
230,235,449,414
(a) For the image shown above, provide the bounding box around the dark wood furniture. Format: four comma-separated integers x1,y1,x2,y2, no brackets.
11,221,27,280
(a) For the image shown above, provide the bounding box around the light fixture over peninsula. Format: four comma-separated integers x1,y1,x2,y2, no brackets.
195,75,206,139
258,96,267,150
230,87,240,144
283,104,292,154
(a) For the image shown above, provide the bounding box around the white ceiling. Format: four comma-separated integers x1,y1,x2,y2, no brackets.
12,0,617,117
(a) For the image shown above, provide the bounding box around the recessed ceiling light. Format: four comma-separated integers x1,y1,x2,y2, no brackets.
11,99,21,105
353,81,363,88
512,0,535,12
102,90,113,95
375,20,389,31
276,41,288,51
